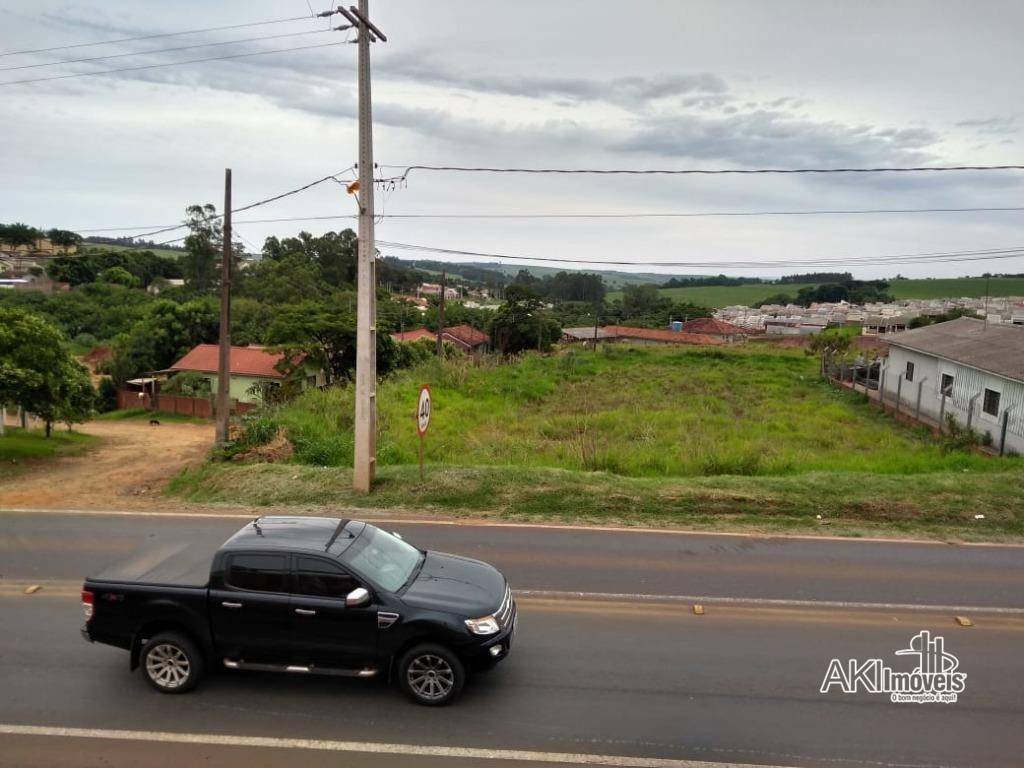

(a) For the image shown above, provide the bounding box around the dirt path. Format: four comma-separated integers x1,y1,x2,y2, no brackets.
0,420,214,510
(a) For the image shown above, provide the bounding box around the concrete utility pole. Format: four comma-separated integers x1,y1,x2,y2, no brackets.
436,270,446,358
215,168,232,446
346,1,387,493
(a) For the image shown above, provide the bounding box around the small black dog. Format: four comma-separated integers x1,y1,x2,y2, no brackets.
149,418,160,426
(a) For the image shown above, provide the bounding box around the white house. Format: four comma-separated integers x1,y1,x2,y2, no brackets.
881,317,1024,454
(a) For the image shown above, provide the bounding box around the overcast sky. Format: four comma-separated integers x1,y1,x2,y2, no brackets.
2,0,1023,279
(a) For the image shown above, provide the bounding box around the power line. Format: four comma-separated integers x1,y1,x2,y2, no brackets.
0,15,318,58
376,239,1024,269
68,204,1024,233
0,40,348,87
81,169,354,241
0,28,335,72
385,163,1024,178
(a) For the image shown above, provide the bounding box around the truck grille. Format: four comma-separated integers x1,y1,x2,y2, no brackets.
495,583,514,629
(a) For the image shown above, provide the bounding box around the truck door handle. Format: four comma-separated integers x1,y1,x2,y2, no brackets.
295,608,316,616
221,601,243,609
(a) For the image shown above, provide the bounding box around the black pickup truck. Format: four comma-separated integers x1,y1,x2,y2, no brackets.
81,516,516,706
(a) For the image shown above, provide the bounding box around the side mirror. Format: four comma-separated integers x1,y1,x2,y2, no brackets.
346,587,371,608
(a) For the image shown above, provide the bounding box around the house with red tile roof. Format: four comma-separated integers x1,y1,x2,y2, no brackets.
390,328,437,343
602,326,724,346
442,324,491,354
167,344,324,403
678,317,748,343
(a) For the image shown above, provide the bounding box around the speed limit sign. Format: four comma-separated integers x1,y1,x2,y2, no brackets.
417,385,431,435
416,385,431,481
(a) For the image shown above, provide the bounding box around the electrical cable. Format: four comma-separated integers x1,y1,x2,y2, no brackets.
0,15,319,58
0,40,348,86
69,203,1024,233
0,28,335,72
376,239,1024,269
383,163,1024,178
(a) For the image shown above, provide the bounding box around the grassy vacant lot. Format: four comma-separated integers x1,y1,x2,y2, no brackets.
889,276,1024,300
607,276,1024,308
170,346,1024,538
96,408,206,425
0,428,99,482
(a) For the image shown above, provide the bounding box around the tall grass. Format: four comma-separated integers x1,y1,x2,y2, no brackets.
239,345,1017,478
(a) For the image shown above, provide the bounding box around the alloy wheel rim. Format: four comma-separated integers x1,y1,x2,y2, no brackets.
145,643,191,689
407,654,455,701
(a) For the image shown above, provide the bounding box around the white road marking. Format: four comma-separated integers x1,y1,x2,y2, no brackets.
0,723,793,768
517,590,1024,615
2,579,1021,616
1,506,1022,548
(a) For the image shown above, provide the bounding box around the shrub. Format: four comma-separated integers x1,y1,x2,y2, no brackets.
97,377,118,412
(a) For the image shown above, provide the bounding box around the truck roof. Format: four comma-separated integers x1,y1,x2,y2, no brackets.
221,516,365,557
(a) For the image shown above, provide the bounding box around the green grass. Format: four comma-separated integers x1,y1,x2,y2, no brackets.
607,277,1024,309
889,277,1024,300
96,408,206,425
170,346,1024,538
0,428,99,481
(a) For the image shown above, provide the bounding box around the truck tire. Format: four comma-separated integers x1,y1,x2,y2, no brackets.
398,643,465,706
141,632,204,694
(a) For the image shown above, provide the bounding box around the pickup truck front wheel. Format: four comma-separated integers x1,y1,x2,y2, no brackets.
141,632,203,694
398,644,465,706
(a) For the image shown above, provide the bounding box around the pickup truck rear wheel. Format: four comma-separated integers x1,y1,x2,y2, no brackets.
141,632,203,694
398,643,465,706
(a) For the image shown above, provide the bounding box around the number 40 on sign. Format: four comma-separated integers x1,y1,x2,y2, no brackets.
416,385,431,481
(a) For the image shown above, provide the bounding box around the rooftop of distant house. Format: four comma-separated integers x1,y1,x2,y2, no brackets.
678,317,747,336
442,324,490,347
603,325,723,345
391,328,436,343
886,317,1024,382
168,344,292,379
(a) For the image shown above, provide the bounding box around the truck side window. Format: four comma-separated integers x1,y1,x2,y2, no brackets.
226,554,288,593
295,556,358,598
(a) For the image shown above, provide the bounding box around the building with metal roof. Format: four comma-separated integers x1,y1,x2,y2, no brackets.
881,317,1024,453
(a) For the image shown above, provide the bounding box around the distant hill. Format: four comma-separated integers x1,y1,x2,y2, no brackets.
608,276,1024,309
459,262,698,288
84,240,186,259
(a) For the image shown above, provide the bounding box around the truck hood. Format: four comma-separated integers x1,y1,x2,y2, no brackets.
401,551,506,617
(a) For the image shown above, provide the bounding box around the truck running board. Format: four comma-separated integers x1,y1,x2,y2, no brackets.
223,659,378,678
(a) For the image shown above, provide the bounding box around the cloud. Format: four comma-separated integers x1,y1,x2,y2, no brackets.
616,109,942,168
374,50,728,107
956,116,1018,135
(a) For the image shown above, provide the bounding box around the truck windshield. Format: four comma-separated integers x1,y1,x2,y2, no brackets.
345,525,423,592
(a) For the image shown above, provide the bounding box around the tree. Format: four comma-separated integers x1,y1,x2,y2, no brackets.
0,307,93,436
621,284,662,317
265,301,357,383
0,222,43,251
755,293,795,307
99,266,139,288
180,204,223,293
489,286,561,354
53,362,95,431
46,228,83,249
107,299,218,384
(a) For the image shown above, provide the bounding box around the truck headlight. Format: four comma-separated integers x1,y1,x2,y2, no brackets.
464,615,500,635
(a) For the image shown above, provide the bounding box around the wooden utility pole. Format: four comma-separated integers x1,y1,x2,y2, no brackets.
215,168,232,446
346,0,387,493
436,270,446,358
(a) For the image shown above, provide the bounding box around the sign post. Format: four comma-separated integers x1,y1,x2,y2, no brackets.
416,385,431,481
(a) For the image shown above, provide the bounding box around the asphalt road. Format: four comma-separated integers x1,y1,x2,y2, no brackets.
1,510,1023,768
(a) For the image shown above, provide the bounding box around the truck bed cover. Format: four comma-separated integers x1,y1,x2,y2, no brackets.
89,537,220,588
